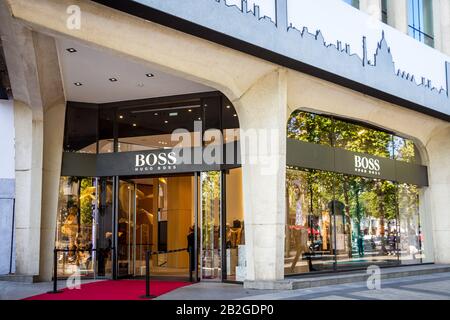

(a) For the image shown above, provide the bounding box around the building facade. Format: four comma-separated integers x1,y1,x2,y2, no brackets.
0,0,449,288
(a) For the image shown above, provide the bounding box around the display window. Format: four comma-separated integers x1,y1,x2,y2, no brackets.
285,111,428,275
224,168,245,281
55,176,113,278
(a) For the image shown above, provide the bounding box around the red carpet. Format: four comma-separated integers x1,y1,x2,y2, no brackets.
23,280,191,300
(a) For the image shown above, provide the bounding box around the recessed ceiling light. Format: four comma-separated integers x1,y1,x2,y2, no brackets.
188,109,192,112
233,114,237,117
169,112,178,117
226,105,231,109
164,120,168,124
74,82,83,86
198,117,201,120
133,123,137,127
66,48,77,53
109,78,118,82
154,112,158,116
119,115,124,119
146,73,154,78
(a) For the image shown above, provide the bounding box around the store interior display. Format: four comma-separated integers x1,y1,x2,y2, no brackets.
225,220,244,276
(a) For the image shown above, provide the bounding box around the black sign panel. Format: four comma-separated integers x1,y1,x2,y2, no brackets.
96,148,220,176
62,145,238,177
61,152,97,177
286,139,334,172
287,139,428,186
62,140,428,186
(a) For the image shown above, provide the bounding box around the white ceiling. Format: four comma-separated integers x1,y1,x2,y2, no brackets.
56,39,213,104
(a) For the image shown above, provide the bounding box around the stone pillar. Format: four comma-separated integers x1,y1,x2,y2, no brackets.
14,101,44,277
27,30,67,281
360,0,382,21
1,3,66,280
234,69,287,285
38,100,66,281
387,0,408,33
426,125,450,264
0,99,15,275
432,0,450,55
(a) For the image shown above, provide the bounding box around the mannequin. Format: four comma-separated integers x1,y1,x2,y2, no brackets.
295,186,305,227
290,181,313,273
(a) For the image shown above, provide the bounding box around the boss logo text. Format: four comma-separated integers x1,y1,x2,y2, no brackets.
354,155,381,175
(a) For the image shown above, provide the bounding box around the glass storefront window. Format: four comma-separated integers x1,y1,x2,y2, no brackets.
117,180,136,276
55,176,113,278
98,107,115,153
334,118,392,158
334,175,399,270
200,171,221,280
287,111,333,146
287,110,419,163
225,168,245,281
96,177,113,277
203,96,221,143
222,98,240,166
64,103,98,153
285,110,428,275
117,100,203,152
285,169,335,274
393,136,418,164
64,93,239,154
398,183,424,264
222,97,239,141
286,168,425,275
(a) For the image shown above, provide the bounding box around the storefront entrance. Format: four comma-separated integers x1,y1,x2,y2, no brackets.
55,169,245,282
55,91,245,282
115,170,239,281
117,176,195,279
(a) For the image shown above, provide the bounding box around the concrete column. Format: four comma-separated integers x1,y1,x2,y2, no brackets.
426,125,450,264
432,0,450,55
1,3,66,280
360,0,382,21
0,99,15,275
38,100,66,281
235,69,287,284
14,101,44,277
387,0,408,33
32,31,66,282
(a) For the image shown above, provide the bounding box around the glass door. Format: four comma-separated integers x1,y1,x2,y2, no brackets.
96,177,114,278
117,180,136,277
200,171,222,280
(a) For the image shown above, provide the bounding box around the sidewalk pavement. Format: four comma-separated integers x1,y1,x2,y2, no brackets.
156,272,450,300
0,280,98,300
1,272,450,300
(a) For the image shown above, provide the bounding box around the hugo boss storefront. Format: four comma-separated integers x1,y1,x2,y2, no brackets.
285,111,431,275
55,91,432,283
55,91,246,282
